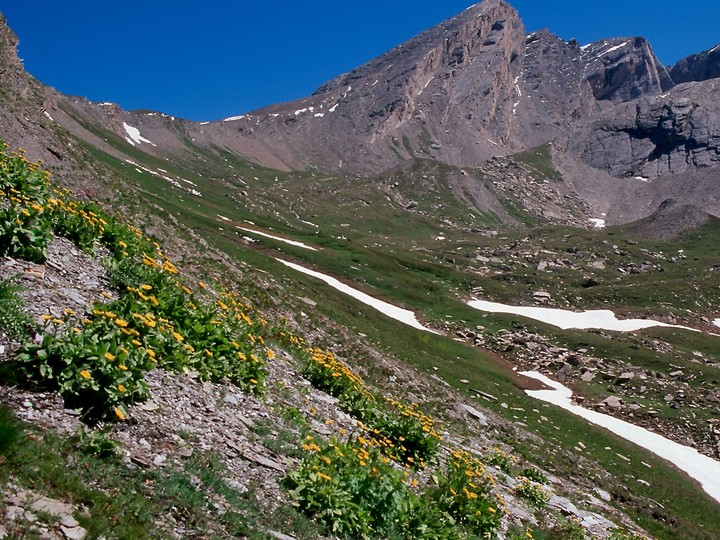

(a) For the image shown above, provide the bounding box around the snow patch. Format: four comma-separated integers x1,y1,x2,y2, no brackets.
597,41,630,58
521,371,720,505
222,115,245,122
123,123,156,147
714,319,720,329
314,113,325,118
123,159,200,197
217,215,231,222
418,76,434,96
276,259,438,334
634,176,649,182
329,103,339,113
467,299,698,333
709,44,720,54
589,218,606,229
43,111,54,122
235,227,317,251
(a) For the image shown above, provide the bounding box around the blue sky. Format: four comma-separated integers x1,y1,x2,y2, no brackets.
3,1,718,121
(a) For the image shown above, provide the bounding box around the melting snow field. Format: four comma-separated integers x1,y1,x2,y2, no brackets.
276,259,438,334
123,122,155,147
521,371,720,504
715,319,720,329
467,299,696,333
236,227,317,251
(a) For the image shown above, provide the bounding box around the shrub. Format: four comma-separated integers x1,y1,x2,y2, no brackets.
514,476,550,508
429,448,504,537
285,436,462,539
518,467,548,485
0,275,33,340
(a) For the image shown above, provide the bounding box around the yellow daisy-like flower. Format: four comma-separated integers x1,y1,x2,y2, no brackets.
118,365,128,371
79,370,91,380
172,332,184,342
118,384,126,392
114,407,126,420
198,281,207,289
114,319,128,328
140,284,152,291
266,349,276,360
104,352,116,361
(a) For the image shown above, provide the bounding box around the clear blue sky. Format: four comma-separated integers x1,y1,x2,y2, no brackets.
3,1,718,121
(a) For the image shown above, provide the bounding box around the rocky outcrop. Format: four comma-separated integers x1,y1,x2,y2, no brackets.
622,199,718,240
581,37,674,103
670,44,720,83
572,82,720,179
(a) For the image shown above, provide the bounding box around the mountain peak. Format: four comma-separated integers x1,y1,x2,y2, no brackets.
670,43,720,83
581,36,673,102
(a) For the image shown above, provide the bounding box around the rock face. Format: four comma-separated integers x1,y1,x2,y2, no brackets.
213,8,677,176
581,37,673,103
669,44,720,83
571,82,720,179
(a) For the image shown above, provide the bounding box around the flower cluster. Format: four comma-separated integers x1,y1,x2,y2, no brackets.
285,340,441,467
429,448,505,536
7,146,272,420
286,437,503,539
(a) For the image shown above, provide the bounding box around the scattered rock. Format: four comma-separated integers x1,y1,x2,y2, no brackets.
460,404,488,425
29,496,74,518
602,396,623,409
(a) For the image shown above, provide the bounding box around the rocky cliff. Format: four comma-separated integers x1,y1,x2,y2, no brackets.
669,44,720,83
581,37,673,103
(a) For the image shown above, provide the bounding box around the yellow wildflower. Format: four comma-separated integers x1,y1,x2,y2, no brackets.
118,384,126,392
118,365,128,371
114,407,126,420
79,370,91,380
104,352,116,361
